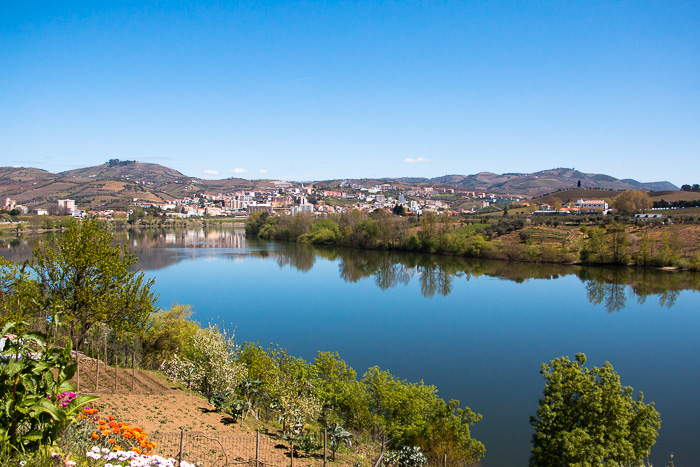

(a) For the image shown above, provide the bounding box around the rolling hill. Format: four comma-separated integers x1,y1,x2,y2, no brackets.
0,161,679,210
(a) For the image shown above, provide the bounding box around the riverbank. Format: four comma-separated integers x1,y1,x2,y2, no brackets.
246,210,700,271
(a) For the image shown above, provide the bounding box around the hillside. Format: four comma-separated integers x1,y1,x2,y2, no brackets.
0,161,680,210
60,160,190,185
391,168,678,196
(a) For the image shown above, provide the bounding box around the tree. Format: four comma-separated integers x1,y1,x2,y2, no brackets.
577,180,582,188
0,259,42,329
32,219,157,349
612,191,652,215
393,204,406,216
530,353,660,466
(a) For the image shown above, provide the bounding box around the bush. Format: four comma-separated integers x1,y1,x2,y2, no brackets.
383,446,427,467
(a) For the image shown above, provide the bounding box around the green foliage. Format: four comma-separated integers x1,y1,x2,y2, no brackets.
612,191,652,215
245,211,270,236
238,343,320,436
327,423,353,460
0,259,42,330
297,432,323,456
0,322,98,454
141,304,199,370
31,219,157,348
361,366,484,461
530,353,660,466
580,223,630,265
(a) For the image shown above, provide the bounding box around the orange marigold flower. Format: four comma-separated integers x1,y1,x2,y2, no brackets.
91,432,99,439
114,445,122,451
108,416,115,421
132,448,142,455
108,439,116,444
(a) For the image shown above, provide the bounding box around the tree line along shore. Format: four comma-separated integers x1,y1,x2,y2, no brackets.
245,209,700,271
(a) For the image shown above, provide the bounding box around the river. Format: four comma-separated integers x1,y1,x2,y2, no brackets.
2,227,699,466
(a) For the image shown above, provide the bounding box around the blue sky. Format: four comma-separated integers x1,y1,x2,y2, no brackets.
1,1,698,185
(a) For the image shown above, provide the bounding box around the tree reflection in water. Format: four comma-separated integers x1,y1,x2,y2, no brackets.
3,227,698,313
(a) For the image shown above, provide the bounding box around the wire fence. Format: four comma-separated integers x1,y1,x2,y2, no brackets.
149,430,374,467
147,431,477,467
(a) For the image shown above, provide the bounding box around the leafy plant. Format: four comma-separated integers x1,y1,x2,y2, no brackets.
328,423,353,461
297,433,322,456
0,321,98,454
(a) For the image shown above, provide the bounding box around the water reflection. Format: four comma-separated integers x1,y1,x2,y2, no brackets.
2,227,698,312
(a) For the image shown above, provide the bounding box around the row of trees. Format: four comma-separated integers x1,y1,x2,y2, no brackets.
246,208,699,268
247,210,527,258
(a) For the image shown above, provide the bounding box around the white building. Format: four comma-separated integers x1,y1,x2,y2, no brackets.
58,199,76,211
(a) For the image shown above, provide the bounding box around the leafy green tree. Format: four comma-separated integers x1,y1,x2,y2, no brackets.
245,211,270,236
31,219,156,349
612,191,652,215
0,259,43,329
141,304,200,370
393,204,407,216
314,351,370,429
530,353,660,466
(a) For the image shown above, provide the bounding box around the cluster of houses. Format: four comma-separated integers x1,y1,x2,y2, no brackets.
130,182,525,218
3,181,563,221
533,199,610,216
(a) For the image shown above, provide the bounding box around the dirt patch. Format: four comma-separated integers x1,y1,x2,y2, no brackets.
71,359,369,466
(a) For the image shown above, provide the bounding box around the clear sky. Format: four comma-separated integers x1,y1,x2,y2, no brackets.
1,1,698,185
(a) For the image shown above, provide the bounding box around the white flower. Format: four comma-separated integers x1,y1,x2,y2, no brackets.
91,446,101,453
66,462,76,467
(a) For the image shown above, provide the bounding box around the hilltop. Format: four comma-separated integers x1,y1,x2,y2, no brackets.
0,161,679,211
388,168,677,194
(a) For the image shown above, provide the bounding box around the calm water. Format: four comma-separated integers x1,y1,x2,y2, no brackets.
3,228,700,466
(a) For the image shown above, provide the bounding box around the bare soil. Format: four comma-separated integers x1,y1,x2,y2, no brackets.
71,357,369,466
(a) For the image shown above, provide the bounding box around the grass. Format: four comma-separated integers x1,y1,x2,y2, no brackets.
454,223,491,235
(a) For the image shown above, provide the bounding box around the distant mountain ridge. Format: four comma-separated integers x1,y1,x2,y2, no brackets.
386,168,678,195
0,161,678,210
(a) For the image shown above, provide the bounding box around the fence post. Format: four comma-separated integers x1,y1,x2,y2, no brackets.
290,438,294,467
255,430,260,467
114,355,118,393
95,351,99,391
132,351,135,392
76,357,80,393
323,429,327,467
444,453,447,467
178,428,184,467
